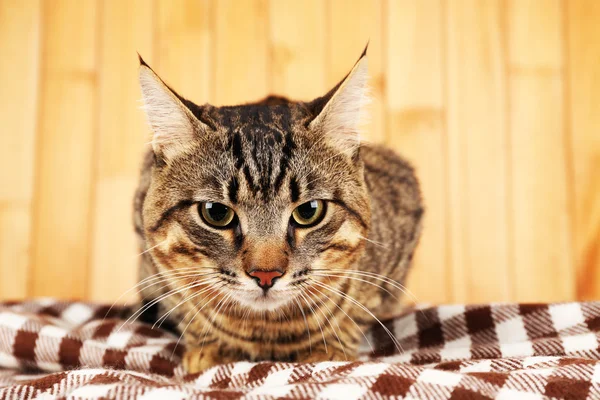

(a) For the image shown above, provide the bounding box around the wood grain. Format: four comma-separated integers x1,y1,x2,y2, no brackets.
386,0,449,304
88,0,154,302
446,0,511,303
214,0,269,105
508,0,574,302
566,0,600,300
0,1,598,303
30,0,99,298
155,0,213,102
269,0,326,99
328,0,385,143
0,0,41,298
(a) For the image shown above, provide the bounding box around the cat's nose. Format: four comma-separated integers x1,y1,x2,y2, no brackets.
247,269,284,290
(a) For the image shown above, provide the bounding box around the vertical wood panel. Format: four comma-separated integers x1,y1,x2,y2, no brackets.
386,0,449,303
30,0,99,298
156,0,213,102
0,0,41,298
566,0,600,300
508,0,574,301
446,0,510,303
214,0,269,105
89,0,154,302
269,0,326,99
328,0,385,143
0,3,599,303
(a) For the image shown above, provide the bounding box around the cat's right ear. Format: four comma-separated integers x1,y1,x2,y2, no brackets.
138,55,206,161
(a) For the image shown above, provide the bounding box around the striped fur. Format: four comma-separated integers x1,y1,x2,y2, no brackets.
133,51,423,373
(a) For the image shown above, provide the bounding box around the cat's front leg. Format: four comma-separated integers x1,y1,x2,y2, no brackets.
297,322,361,363
183,345,219,374
183,343,240,374
298,344,356,364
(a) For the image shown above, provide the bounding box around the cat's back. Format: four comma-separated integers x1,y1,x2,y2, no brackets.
361,143,422,216
357,143,423,317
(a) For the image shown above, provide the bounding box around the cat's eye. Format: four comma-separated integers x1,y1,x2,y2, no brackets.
291,200,326,227
199,202,236,228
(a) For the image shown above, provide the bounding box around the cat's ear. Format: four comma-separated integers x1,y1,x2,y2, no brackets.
138,55,207,161
308,46,369,155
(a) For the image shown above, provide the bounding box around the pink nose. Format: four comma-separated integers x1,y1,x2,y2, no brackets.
248,269,284,290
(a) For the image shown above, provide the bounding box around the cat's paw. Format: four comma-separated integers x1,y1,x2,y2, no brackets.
183,347,222,374
299,347,355,363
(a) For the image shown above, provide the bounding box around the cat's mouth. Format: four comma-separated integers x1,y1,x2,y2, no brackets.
232,285,296,311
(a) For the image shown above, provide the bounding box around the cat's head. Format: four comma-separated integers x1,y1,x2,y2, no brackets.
139,49,371,312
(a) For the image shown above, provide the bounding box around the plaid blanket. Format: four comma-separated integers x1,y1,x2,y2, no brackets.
0,300,599,399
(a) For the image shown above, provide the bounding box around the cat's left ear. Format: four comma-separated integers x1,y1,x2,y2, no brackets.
308,46,369,155
138,55,209,162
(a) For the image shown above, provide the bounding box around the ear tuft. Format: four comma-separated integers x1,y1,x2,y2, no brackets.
138,61,202,161
137,52,150,68
308,52,370,155
359,41,369,58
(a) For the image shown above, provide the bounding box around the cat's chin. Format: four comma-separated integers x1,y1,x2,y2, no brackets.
233,290,292,311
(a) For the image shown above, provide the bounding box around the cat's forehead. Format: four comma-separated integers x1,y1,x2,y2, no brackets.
167,101,344,207
206,102,307,136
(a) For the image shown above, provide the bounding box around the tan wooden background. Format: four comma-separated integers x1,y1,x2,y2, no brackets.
1,0,599,305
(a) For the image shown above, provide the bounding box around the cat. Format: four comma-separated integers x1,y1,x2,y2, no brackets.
133,47,423,373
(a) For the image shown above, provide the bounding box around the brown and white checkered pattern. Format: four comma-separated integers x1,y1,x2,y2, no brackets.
0,300,598,399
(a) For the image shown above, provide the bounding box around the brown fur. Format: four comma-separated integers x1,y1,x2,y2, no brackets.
133,51,423,373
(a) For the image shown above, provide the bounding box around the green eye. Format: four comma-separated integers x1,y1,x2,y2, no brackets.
200,202,235,228
292,200,326,227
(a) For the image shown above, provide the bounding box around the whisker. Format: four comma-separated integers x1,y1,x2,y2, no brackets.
307,282,373,354
153,277,221,329
104,267,208,319
312,273,400,302
292,296,312,354
139,272,220,303
120,277,219,330
304,286,347,359
357,235,389,249
275,306,291,323
139,274,219,305
297,291,328,353
310,279,403,354
158,277,226,324
172,282,228,357
134,240,168,258
313,268,420,305
199,291,234,353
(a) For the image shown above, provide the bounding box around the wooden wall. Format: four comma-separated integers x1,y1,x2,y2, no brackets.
1,0,599,304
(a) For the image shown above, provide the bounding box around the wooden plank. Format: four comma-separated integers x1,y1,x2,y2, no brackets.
88,0,154,302
3,1,589,304
269,0,326,99
386,0,449,303
508,0,562,70
508,0,574,302
0,206,34,299
30,0,99,299
0,0,41,299
214,0,269,105
566,0,600,300
446,0,510,303
155,0,213,103
328,0,385,143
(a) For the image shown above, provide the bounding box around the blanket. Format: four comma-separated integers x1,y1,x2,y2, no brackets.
0,300,599,399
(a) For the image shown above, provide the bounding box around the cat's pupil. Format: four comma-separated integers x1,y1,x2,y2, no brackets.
206,202,229,221
297,200,318,220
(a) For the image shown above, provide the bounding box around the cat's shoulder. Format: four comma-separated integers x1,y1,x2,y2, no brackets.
360,143,418,182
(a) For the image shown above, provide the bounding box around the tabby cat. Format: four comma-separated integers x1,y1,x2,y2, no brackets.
133,48,423,373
